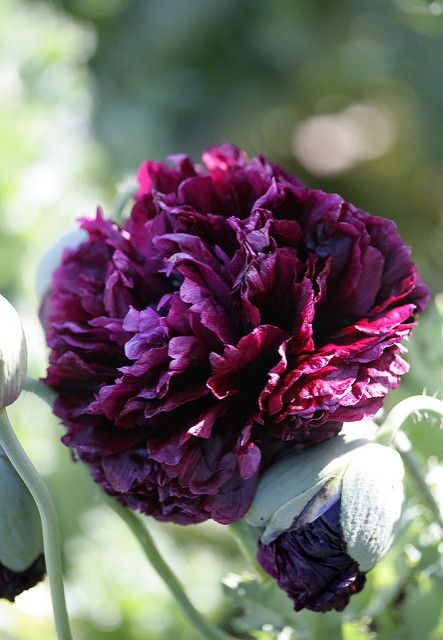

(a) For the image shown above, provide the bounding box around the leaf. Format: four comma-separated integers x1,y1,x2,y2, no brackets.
399,574,443,640
341,621,373,640
223,573,344,639
223,573,293,632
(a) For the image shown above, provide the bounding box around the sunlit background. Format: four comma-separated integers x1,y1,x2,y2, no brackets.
0,1,442,638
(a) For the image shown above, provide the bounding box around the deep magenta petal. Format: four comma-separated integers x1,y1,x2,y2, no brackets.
257,499,366,612
0,555,46,602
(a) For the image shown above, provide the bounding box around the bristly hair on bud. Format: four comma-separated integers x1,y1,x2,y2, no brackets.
0,449,45,601
247,430,404,612
0,294,27,408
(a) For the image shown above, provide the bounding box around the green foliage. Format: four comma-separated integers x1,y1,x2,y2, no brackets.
224,573,345,639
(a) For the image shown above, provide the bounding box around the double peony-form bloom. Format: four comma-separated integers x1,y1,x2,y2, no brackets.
42,144,428,525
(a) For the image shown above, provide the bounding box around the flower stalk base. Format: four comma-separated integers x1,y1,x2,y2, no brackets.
107,498,237,640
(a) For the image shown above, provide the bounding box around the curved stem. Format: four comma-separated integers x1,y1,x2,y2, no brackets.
107,498,238,640
110,176,138,223
228,520,269,582
23,377,56,408
0,409,73,640
393,430,443,529
374,395,443,529
376,395,443,443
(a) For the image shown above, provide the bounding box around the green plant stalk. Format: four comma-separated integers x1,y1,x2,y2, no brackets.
376,394,443,443
23,377,56,407
0,408,73,640
374,394,443,527
110,175,138,223
228,520,269,582
393,430,443,529
107,498,238,640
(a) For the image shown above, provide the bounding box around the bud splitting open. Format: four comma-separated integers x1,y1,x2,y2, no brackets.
246,431,404,612
0,449,44,601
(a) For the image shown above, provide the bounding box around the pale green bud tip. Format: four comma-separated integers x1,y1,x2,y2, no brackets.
0,294,27,408
36,228,87,300
340,443,404,571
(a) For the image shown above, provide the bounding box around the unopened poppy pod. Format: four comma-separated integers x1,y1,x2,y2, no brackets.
246,431,404,612
0,449,45,601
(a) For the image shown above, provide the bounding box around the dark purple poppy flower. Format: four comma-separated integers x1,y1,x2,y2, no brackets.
41,144,428,524
0,555,46,602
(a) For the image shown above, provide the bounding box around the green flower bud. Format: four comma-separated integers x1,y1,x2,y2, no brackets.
0,449,43,572
247,430,404,612
36,228,87,301
0,294,27,408
247,429,404,571
0,448,44,602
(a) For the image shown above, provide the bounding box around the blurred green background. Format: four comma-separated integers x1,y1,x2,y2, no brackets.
0,0,442,638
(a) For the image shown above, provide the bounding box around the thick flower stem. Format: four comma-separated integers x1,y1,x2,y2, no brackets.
0,409,73,640
23,377,56,407
393,431,443,529
375,395,443,529
110,175,138,223
376,395,443,443
107,498,238,640
228,520,269,582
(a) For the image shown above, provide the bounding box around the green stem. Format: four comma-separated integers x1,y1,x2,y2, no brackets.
23,377,56,408
107,498,238,640
376,395,443,443
228,520,269,582
0,409,73,640
374,395,443,528
392,430,443,529
110,176,138,223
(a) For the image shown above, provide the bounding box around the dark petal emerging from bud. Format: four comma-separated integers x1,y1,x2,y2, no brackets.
0,554,45,602
0,450,45,601
257,498,366,612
